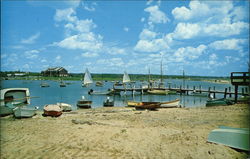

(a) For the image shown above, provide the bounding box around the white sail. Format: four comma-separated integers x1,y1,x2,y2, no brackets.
123,71,131,83
83,68,93,85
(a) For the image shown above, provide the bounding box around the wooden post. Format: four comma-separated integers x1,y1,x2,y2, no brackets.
186,85,189,95
242,88,244,96
180,85,182,95
174,84,176,88
245,87,248,93
229,87,232,97
213,86,216,98
208,87,211,97
235,85,238,103
193,86,195,91
199,85,202,93
224,88,227,99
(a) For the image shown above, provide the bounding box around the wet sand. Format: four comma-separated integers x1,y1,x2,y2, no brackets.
0,104,249,159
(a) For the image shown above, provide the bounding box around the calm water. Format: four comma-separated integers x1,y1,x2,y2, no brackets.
1,79,245,110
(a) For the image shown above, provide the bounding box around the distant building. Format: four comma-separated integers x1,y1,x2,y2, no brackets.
41,67,68,77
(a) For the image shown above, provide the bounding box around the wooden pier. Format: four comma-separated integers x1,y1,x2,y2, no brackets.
113,72,250,101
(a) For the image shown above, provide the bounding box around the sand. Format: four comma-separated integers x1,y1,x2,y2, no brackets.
0,104,249,159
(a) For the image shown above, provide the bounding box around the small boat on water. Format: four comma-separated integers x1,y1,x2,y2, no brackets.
43,104,62,117
207,126,249,151
40,82,50,87
95,81,103,87
59,81,66,87
0,88,31,116
103,97,114,107
147,89,177,95
88,89,114,95
13,106,38,118
77,96,92,109
57,103,72,112
206,98,234,107
160,99,180,108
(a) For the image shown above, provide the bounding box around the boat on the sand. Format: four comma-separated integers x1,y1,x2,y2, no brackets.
57,102,72,112
206,98,234,107
13,106,38,118
160,99,180,108
43,104,62,117
207,126,249,151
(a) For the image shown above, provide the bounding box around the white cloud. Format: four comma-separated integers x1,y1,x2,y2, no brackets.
144,5,169,24
209,39,247,50
24,49,39,59
141,17,145,22
82,2,96,12
172,23,201,39
55,33,103,52
106,47,126,55
123,27,129,32
134,38,169,53
55,55,62,63
81,52,98,57
139,29,157,40
21,32,40,44
173,45,207,62
75,19,97,33
97,58,124,67
54,8,77,22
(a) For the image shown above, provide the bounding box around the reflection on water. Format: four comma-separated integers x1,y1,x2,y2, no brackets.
1,79,246,110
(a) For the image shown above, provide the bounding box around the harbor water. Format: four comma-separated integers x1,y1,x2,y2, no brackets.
1,79,246,110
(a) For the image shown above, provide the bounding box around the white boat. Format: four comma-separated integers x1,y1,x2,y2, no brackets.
123,71,131,84
0,88,31,116
160,99,180,108
57,102,72,112
82,68,93,87
13,106,38,118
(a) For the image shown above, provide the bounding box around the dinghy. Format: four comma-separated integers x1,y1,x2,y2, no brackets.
57,103,72,112
207,126,249,151
43,104,62,117
77,96,92,109
103,97,114,107
160,99,180,108
13,106,38,118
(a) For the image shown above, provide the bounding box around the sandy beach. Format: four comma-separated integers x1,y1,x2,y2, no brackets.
0,104,249,159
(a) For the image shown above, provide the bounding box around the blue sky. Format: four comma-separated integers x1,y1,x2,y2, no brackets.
1,0,249,76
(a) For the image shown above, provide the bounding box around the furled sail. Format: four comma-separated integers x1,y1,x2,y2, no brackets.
123,71,131,83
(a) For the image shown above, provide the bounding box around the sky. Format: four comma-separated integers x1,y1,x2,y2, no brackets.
1,0,249,76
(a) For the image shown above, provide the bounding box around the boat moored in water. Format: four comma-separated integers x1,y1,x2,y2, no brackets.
77,96,92,109
103,97,114,107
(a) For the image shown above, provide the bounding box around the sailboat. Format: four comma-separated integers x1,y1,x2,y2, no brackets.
82,68,93,87
123,71,131,84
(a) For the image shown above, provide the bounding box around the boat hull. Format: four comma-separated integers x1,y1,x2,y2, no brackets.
13,107,37,118
160,99,180,108
0,106,14,117
206,98,233,107
207,126,249,151
57,103,72,112
77,100,92,109
43,104,62,117
135,102,160,110
103,101,114,107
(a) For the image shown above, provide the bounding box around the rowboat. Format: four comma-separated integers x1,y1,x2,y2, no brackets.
57,103,72,112
147,89,177,95
43,104,62,117
13,106,38,118
95,81,103,87
160,99,180,108
207,126,249,151
88,89,114,95
134,102,160,110
206,98,234,107
77,96,92,109
59,81,66,87
103,97,114,107
0,88,30,116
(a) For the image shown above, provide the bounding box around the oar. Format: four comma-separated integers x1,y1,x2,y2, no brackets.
0,96,40,102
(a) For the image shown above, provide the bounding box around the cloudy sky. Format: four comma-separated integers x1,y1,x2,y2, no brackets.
1,0,249,76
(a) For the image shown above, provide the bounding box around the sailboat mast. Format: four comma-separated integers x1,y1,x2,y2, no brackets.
148,67,151,83
182,70,185,89
160,59,163,83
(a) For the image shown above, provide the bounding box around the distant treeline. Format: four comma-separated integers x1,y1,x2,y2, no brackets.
0,71,230,81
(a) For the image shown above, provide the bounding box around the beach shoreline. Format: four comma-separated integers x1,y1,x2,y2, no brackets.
1,104,249,159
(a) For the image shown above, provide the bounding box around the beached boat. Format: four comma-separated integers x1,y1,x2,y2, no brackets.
77,96,92,108
135,102,160,110
0,88,31,116
127,101,159,107
57,102,72,112
207,126,249,151
103,97,114,107
160,99,180,108
206,98,234,107
82,68,93,87
13,106,38,118
43,104,62,117
147,89,177,95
